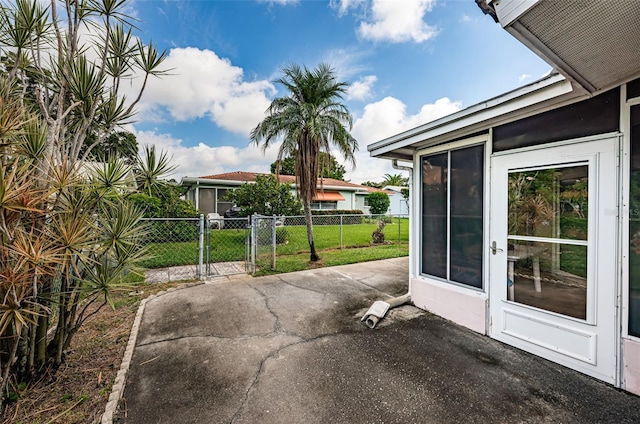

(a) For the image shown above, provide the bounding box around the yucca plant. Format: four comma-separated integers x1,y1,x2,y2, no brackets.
0,0,167,409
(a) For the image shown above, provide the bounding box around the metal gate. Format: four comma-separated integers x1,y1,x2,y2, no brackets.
204,215,251,277
249,214,280,274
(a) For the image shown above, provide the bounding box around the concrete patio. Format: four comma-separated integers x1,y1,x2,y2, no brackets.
113,257,640,423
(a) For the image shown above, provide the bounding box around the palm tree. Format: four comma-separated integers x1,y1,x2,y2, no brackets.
251,63,358,261
382,173,408,187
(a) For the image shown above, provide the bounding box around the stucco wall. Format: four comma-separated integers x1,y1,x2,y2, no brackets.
623,337,640,396
410,277,487,334
336,191,355,210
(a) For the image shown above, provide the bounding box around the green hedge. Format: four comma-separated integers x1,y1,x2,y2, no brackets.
311,209,363,224
310,209,363,215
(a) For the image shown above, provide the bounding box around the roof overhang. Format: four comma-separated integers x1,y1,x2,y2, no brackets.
484,0,640,94
180,177,247,187
368,73,581,160
181,177,369,193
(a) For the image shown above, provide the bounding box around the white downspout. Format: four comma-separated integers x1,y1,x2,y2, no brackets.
392,159,414,281
361,159,414,328
195,181,200,211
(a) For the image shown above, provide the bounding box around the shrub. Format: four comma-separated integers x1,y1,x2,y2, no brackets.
310,209,363,215
276,227,290,244
310,209,363,224
366,192,390,215
226,174,302,217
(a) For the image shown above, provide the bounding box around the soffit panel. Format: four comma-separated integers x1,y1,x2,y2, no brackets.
519,0,640,91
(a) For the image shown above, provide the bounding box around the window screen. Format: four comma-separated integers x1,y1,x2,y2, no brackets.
627,77,640,100
629,105,640,337
493,88,619,152
198,188,215,214
421,144,484,288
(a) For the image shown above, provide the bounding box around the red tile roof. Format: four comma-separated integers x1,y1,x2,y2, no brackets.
199,171,371,191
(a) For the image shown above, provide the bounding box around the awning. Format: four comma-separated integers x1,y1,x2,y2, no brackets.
312,191,345,201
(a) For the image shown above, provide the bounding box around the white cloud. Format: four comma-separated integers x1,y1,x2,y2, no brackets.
358,0,438,43
131,95,461,185
330,0,366,17
257,0,300,5
518,73,532,83
139,47,275,136
461,14,472,23
347,75,377,100
343,96,462,183
323,48,371,80
352,96,461,144
134,129,281,179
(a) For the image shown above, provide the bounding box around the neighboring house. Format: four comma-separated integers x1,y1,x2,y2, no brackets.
181,171,385,215
383,185,409,215
368,1,640,395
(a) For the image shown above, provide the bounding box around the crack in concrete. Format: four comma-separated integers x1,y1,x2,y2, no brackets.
247,282,283,334
227,280,360,423
272,275,329,295
328,268,403,298
228,331,349,424
137,333,278,347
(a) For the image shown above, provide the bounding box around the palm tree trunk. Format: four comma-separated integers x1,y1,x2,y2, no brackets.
303,201,319,261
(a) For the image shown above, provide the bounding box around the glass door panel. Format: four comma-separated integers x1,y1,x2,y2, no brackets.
507,165,589,319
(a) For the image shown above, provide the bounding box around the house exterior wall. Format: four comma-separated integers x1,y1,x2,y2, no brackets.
184,182,368,215
401,81,640,395
410,277,487,334
335,190,355,210
623,338,640,394
355,194,370,214
388,192,408,215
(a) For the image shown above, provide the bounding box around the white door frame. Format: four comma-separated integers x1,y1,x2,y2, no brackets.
488,135,620,384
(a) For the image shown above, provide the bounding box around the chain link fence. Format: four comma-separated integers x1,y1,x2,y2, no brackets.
139,214,409,282
139,217,203,283
206,217,250,276
140,216,249,283
252,214,409,273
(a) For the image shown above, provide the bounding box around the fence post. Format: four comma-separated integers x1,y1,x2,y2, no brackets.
198,214,204,279
251,213,257,275
340,215,343,249
206,220,210,276
272,215,277,270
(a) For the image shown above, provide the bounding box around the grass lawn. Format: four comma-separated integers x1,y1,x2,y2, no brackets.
140,219,409,270
255,243,409,276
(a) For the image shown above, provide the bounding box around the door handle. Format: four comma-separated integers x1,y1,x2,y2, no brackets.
490,241,503,255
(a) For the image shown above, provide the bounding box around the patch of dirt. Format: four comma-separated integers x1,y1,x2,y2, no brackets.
307,259,325,268
1,281,185,424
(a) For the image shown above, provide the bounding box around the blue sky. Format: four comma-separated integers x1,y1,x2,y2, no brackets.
126,0,551,183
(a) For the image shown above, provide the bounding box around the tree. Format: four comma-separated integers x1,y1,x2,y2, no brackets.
251,63,358,261
128,181,198,218
0,0,167,402
361,181,383,189
401,186,410,203
81,131,139,165
135,145,177,197
271,151,347,180
382,173,408,187
225,174,302,217
367,192,391,215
